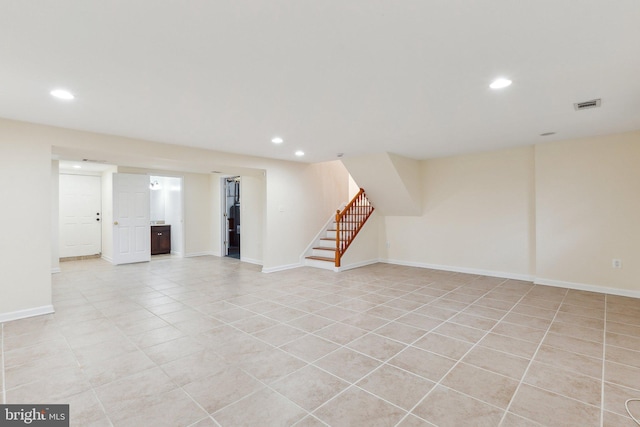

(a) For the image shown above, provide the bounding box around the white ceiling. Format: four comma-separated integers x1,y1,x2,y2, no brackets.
1,1,639,163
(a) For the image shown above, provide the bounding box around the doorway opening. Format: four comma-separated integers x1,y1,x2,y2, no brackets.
149,175,184,258
224,177,241,259
59,173,102,259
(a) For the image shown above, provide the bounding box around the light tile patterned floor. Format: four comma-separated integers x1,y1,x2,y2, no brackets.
1,256,640,426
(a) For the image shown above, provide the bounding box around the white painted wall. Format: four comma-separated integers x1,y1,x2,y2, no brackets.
382,146,535,279
348,174,359,200
240,174,265,264
164,177,184,255
100,168,117,262
340,211,380,269
342,152,422,216
535,132,640,292
51,160,60,273
263,161,349,270
0,130,53,321
211,175,223,257
183,173,214,256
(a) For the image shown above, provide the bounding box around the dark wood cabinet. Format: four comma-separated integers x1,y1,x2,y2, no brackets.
151,225,171,255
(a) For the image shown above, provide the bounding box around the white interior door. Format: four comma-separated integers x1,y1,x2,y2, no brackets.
113,173,150,265
59,174,102,257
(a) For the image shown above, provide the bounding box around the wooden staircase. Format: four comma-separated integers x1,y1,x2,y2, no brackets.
305,188,374,270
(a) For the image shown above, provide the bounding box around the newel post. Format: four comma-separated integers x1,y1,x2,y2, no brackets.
335,210,341,267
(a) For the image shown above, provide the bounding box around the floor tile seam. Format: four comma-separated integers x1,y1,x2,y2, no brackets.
606,327,640,339
466,340,537,362
600,294,607,427
392,279,529,426
551,317,606,332
280,282,451,333
88,387,115,427
540,338,604,360
499,412,547,427
559,300,608,310
603,355,640,372
544,327,606,345
330,292,454,364
88,307,204,410
503,309,559,323
307,383,410,424
205,378,311,424
514,375,602,409
498,288,571,425
513,380,606,411
414,383,515,419
523,356,604,382
264,368,351,415
1,323,5,404
178,384,223,427
602,379,640,395
290,414,330,427
484,329,551,346
500,319,553,331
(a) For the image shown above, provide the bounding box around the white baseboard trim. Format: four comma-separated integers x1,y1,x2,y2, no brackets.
337,259,380,272
51,267,61,274
101,255,113,263
380,258,535,282
262,263,303,274
535,278,640,299
184,251,216,258
0,305,55,323
241,257,263,266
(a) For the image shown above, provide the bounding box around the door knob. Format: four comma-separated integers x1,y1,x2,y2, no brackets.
114,221,119,225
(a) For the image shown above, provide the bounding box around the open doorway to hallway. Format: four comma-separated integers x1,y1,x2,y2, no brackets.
223,176,241,259
149,175,184,257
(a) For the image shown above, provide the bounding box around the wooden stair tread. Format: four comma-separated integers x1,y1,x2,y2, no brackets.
305,256,334,262
313,247,335,251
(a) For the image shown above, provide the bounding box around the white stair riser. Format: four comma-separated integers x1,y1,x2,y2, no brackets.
318,240,335,248
312,248,335,257
305,258,335,270
326,230,353,239
332,222,358,230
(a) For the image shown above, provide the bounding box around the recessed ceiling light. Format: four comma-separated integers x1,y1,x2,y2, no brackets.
73,165,81,169
489,78,512,89
295,150,305,157
271,137,283,144
50,89,75,100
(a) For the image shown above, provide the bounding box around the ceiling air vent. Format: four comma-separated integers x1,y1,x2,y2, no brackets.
574,99,601,111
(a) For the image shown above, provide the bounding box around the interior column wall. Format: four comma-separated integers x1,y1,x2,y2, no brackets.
0,131,53,320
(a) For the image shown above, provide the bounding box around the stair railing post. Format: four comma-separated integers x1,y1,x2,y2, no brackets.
335,210,341,267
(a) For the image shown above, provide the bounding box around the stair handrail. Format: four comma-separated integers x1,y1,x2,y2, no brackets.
335,188,374,267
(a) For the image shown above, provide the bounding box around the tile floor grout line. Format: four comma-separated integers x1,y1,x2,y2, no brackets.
372,279,533,425
496,287,570,426
1,323,6,404
239,277,486,424
391,278,545,426
600,294,607,427
179,386,222,427
27,260,636,426
89,388,115,427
